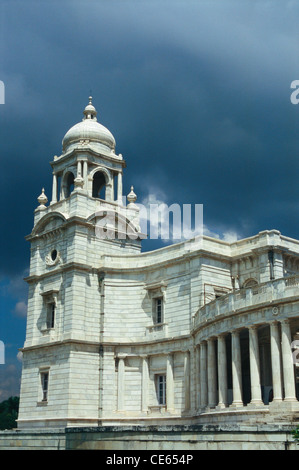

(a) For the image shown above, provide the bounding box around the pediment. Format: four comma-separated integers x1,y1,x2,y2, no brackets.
31,212,67,237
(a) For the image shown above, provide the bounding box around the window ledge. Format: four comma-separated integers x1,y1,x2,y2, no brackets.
148,405,167,413
41,327,55,335
37,401,48,407
146,322,167,330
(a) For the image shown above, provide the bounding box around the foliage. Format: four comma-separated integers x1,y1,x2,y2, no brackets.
0,396,19,430
291,425,299,443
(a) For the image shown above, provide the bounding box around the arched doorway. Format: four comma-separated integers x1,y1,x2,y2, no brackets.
62,171,75,199
92,171,107,199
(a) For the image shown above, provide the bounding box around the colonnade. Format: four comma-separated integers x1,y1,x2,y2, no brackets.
196,319,297,410
115,319,298,415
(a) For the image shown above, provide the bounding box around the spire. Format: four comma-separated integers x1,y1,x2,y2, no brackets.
83,95,97,121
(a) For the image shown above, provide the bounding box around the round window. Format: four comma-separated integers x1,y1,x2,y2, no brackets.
51,249,58,261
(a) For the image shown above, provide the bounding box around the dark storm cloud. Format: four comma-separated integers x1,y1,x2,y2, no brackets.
1,0,299,280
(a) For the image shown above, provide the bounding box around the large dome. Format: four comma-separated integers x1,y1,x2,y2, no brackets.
62,97,116,153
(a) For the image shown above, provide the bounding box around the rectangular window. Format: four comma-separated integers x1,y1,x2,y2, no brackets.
46,302,55,329
154,297,163,324
41,371,49,402
156,374,166,406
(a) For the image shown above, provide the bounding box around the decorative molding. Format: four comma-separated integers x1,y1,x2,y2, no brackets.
144,281,168,292
45,250,62,267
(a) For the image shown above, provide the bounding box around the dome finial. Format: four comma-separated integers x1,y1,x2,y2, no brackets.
127,185,137,206
37,187,48,210
83,95,97,121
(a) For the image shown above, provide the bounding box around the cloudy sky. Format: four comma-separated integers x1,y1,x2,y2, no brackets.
1,0,299,399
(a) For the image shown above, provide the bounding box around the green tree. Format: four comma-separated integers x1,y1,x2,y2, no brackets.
0,396,19,430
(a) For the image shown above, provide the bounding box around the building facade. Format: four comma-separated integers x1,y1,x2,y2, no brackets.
17,98,299,430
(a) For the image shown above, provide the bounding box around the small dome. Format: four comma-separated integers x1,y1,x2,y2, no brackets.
62,97,116,153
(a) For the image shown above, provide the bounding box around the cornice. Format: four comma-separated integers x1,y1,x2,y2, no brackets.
50,146,126,168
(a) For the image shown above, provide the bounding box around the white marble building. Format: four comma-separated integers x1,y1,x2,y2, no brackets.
17,98,299,429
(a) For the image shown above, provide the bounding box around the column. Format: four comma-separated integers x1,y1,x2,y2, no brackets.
111,173,115,202
105,183,113,202
231,330,243,406
75,160,84,190
117,171,123,203
281,320,297,402
273,251,284,279
207,338,217,408
217,334,227,408
51,173,58,204
77,160,82,177
248,325,263,405
270,322,283,402
195,345,201,411
166,353,174,411
117,356,125,411
189,347,196,412
200,342,208,409
83,161,88,190
183,351,190,411
141,356,149,412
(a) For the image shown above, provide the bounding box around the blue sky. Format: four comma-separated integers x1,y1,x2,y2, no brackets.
1,0,299,399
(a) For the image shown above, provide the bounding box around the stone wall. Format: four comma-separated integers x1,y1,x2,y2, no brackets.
0,425,297,450
0,429,66,450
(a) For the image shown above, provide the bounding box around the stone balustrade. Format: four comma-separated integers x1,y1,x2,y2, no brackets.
193,275,299,329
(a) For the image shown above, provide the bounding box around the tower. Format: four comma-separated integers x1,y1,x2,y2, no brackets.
17,98,142,429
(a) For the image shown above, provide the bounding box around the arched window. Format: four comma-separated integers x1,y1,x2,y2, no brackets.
243,278,258,289
92,171,106,199
62,171,75,199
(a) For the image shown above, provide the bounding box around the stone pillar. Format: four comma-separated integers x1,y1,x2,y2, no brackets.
270,322,283,402
117,356,125,411
200,342,208,409
248,325,263,405
117,171,123,203
217,334,227,408
183,351,190,411
273,251,284,279
231,330,243,406
105,183,113,202
74,160,84,190
83,161,88,190
195,345,201,411
51,173,58,204
207,338,217,408
111,173,115,202
77,160,81,177
189,347,195,412
259,250,272,283
166,354,175,411
281,320,297,402
141,356,149,412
